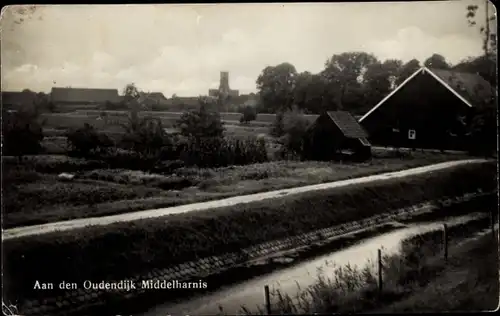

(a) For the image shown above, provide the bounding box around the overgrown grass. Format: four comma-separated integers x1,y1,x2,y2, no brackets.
244,217,497,314
2,162,496,304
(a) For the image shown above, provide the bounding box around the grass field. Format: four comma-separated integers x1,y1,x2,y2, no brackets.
2,150,474,228
41,112,271,141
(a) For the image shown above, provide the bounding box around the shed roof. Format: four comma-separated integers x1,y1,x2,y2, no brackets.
325,111,369,139
51,87,120,104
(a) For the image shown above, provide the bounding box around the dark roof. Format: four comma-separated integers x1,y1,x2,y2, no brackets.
325,111,368,138
1,91,37,106
427,68,494,107
51,87,120,104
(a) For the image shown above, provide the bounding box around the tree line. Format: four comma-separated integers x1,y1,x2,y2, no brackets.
255,52,496,116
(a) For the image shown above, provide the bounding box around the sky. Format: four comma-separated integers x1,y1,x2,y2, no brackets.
0,1,496,97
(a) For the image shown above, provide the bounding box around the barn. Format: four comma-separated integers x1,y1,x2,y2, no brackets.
359,66,494,151
303,111,371,162
50,87,121,108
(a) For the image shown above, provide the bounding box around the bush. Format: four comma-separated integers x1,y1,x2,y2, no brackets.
120,116,172,157
66,123,113,157
2,109,44,159
240,106,257,124
176,99,225,140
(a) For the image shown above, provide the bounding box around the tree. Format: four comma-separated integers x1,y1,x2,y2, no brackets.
395,59,421,86
466,1,497,59
3,108,44,160
424,54,451,69
240,105,257,124
256,63,298,113
363,59,403,110
322,52,378,111
121,117,172,157
453,55,497,87
176,98,225,140
293,72,330,114
273,106,311,159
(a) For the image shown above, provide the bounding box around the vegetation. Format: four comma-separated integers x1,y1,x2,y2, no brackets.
240,105,257,124
2,107,45,160
244,218,497,314
3,162,496,304
66,123,113,157
175,98,225,140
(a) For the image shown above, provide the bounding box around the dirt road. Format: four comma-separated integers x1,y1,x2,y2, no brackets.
2,159,488,240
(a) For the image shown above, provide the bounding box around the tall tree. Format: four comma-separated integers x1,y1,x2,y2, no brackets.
293,72,329,113
256,63,297,113
466,0,497,59
322,52,378,110
424,54,451,69
395,59,421,86
363,59,403,111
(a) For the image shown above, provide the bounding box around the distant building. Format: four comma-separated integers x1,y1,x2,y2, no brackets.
359,67,494,151
208,71,239,99
50,87,120,106
1,90,38,109
304,111,371,162
136,92,169,109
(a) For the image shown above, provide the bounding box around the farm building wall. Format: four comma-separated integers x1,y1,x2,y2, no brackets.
360,71,474,151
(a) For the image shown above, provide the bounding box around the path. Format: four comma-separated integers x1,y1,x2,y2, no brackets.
2,159,488,240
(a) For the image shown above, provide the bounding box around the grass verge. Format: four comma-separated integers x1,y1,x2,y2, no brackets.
2,161,496,305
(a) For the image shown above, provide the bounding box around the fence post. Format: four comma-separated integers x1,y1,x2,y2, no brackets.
443,224,448,262
264,285,271,315
377,248,383,293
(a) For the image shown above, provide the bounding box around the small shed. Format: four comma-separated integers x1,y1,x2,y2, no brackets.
303,111,371,162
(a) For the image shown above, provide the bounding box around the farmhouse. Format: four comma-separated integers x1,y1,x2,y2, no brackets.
303,111,371,162
50,87,121,107
359,67,494,150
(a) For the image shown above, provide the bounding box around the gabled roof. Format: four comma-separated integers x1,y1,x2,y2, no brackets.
51,87,120,104
359,67,493,123
325,111,369,139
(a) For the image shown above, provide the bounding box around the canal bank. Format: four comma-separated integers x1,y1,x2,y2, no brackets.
41,192,495,316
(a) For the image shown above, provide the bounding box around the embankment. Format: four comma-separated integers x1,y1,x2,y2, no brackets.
3,161,497,315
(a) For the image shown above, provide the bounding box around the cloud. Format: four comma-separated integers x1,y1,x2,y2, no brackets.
365,26,483,64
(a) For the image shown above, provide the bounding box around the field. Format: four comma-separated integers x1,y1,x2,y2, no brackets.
3,149,474,228
3,162,496,307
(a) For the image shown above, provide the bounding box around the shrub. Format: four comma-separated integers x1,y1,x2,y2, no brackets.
176,99,225,140
2,109,44,159
240,106,257,124
270,111,285,137
66,123,113,158
120,116,172,157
